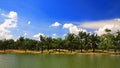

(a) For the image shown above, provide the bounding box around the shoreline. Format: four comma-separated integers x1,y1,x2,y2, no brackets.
0,49,120,54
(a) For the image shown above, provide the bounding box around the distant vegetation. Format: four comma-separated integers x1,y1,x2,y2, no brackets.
0,29,120,53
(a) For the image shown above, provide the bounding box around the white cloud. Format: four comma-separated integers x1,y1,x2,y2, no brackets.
80,18,120,29
0,32,13,39
96,24,120,36
63,23,74,28
79,18,120,35
1,13,6,17
0,11,18,39
50,22,61,27
28,21,31,25
33,33,45,38
52,34,57,38
8,11,17,20
63,23,87,34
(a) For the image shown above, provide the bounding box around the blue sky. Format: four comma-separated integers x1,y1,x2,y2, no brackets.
0,0,120,40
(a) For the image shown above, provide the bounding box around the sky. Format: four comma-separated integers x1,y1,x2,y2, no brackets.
0,0,120,40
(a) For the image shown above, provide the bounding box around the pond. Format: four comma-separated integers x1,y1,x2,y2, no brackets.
0,53,120,68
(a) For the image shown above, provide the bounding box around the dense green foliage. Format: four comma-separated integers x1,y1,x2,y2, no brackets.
0,30,120,53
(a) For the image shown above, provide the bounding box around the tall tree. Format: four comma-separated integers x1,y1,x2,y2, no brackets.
90,34,99,52
17,36,24,50
39,35,46,53
84,33,91,52
46,37,53,52
99,29,113,51
7,39,15,49
65,33,75,53
78,31,86,52
113,31,120,52
2,39,9,53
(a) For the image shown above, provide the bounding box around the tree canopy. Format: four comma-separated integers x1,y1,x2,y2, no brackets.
0,30,120,53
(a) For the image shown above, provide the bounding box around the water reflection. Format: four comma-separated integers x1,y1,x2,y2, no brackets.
0,54,120,68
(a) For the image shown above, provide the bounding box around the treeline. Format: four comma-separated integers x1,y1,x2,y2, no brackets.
0,29,120,53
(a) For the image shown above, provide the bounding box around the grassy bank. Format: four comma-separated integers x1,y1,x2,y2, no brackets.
0,49,120,54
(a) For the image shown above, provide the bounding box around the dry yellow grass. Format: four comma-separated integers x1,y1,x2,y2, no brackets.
0,49,120,54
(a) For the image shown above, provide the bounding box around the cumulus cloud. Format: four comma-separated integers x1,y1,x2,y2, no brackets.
79,18,120,35
52,34,57,38
0,33,13,39
50,22,61,27
0,11,18,39
96,24,120,36
63,23,87,34
63,23,73,28
28,21,31,25
8,11,17,20
33,33,45,38
80,18,120,29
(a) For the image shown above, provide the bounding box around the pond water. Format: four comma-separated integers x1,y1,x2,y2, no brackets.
0,53,120,68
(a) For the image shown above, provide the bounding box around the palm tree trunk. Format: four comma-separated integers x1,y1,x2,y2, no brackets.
70,45,72,53
93,47,95,52
24,46,27,53
59,48,60,53
47,46,50,52
4,49,6,53
80,45,82,52
85,45,88,52
41,50,43,53
114,46,117,52
71,49,72,53
41,46,43,54
25,48,27,53
92,44,95,52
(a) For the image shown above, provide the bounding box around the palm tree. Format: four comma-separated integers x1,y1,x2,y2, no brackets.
2,39,9,53
98,29,114,52
18,36,24,49
78,31,86,52
23,38,31,53
7,39,15,49
65,33,75,53
113,31,120,52
84,33,91,52
46,37,53,52
0,40,3,50
90,34,99,52
39,35,46,53
53,38,63,53
104,29,114,51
